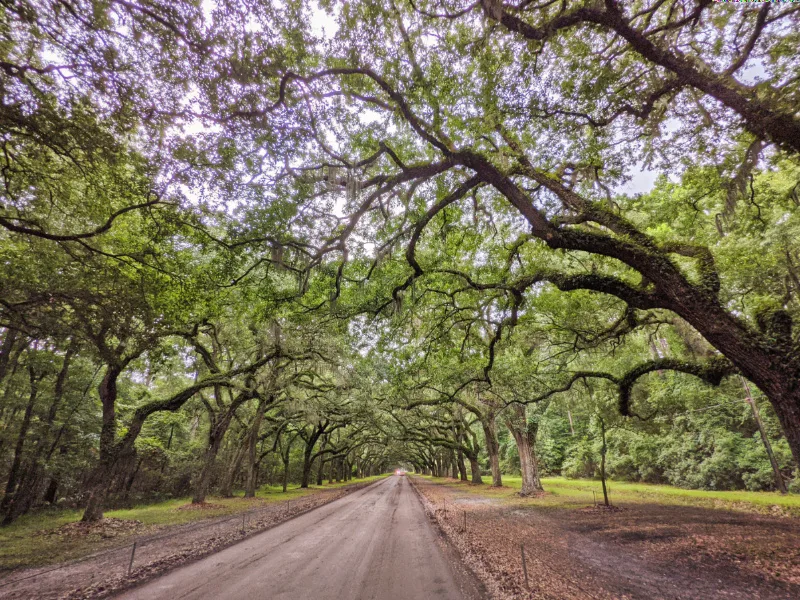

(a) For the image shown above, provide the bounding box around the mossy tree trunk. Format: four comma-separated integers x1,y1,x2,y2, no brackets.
481,413,502,487
505,405,543,496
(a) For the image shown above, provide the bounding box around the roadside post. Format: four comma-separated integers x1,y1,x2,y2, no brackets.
128,540,137,576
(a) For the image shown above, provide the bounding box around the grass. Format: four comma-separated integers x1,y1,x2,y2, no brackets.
0,475,387,572
415,474,800,515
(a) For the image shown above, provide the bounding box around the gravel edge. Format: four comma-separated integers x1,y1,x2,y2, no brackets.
408,476,505,600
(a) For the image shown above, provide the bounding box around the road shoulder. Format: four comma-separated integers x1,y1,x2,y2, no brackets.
411,475,800,600
0,478,385,600
408,476,490,600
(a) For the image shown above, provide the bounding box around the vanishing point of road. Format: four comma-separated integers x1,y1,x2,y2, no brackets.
116,476,483,600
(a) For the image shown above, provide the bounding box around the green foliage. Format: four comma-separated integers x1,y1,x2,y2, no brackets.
2,0,800,536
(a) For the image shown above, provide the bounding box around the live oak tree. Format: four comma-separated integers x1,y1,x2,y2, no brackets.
178,0,800,465
3,0,800,526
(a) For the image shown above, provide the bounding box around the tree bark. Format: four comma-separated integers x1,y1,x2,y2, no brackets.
457,447,468,481
1,365,41,522
81,363,124,522
43,478,58,504
505,405,543,495
481,414,502,487
467,455,483,484
244,395,273,497
0,328,18,387
316,458,326,486
194,386,254,504
281,434,297,493
301,443,315,488
192,418,228,504
122,456,143,503
599,417,610,507
3,344,76,524
282,452,290,492
222,433,248,497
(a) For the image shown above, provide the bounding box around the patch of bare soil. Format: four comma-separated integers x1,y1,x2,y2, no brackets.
577,504,625,513
38,518,145,540
411,476,800,600
0,480,378,600
175,502,225,511
453,497,498,506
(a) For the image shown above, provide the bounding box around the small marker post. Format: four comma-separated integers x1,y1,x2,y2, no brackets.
463,510,467,532
128,540,137,576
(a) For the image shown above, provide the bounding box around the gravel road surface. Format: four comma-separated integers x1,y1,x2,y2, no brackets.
116,476,481,600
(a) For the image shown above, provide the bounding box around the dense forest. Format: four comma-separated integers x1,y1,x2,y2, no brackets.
1,0,799,528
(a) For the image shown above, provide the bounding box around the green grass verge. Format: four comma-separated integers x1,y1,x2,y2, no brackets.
0,475,387,572
415,474,800,515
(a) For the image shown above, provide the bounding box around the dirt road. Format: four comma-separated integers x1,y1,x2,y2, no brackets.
116,476,482,600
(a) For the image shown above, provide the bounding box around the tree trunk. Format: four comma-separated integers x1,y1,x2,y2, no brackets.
282,452,291,493
505,405,543,495
0,328,18,387
43,478,58,504
481,415,502,487
599,417,610,507
467,455,483,484
281,435,296,493
222,434,248,497
512,428,543,495
193,426,225,504
457,447,468,481
301,444,315,488
3,344,76,524
317,458,326,486
1,365,40,520
302,441,318,488
244,395,273,497
81,454,117,522
122,456,143,503
81,363,123,522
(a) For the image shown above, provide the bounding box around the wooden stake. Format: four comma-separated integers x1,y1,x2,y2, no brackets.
463,510,467,532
